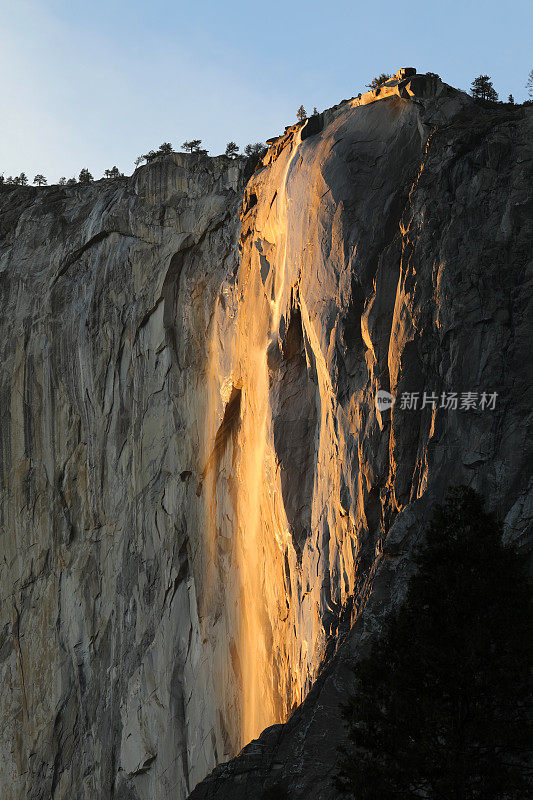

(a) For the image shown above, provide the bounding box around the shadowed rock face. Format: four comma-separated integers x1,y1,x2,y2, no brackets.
0,76,532,800
272,305,319,557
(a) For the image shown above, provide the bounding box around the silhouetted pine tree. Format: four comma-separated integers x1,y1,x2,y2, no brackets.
526,69,533,99
337,487,533,799
78,168,93,184
225,141,239,158
158,142,174,155
471,75,499,102
182,139,202,153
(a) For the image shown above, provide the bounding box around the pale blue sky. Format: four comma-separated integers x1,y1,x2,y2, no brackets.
1,0,531,183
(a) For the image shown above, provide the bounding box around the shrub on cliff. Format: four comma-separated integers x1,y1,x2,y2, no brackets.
366,73,391,90
336,487,533,799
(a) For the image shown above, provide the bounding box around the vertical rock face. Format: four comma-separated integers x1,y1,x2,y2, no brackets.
0,155,249,799
0,75,532,800
191,81,533,799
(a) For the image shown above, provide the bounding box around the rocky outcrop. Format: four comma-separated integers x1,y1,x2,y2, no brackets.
0,74,531,800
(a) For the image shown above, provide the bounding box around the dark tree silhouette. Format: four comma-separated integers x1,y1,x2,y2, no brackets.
78,168,93,184
182,139,202,153
66,177,77,185
18,173,28,185
58,177,67,186
366,73,391,90
337,487,533,800
508,94,515,104
33,174,47,186
104,166,121,178
225,141,239,158
260,783,290,799
296,104,307,121
158,142,174,155
244,142,266,157
471,75,499,102
527,69,533,98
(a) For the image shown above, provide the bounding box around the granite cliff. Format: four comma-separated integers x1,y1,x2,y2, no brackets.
0,71,531,800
